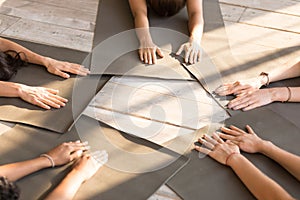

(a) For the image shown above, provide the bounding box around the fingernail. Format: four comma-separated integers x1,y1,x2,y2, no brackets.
83,141,89,145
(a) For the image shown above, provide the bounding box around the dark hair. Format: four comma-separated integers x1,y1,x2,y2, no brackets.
0,50,25,81
148,0,186,17
0,176,20,200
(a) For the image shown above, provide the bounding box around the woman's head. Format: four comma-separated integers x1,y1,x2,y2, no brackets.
148,0,186,17
0,176,20,200
0,51,25,81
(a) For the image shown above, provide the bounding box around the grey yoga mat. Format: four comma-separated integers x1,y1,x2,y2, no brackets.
167,107,300,200
90,0,231,80
0,115,188,200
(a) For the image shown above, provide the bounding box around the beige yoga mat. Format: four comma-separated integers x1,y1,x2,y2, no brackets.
0,115,188,200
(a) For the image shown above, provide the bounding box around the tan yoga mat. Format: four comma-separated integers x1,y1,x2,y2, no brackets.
0,38,111,133
0,115,188,200
167,107,300,200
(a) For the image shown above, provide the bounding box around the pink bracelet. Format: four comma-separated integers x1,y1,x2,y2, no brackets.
225,152,239,166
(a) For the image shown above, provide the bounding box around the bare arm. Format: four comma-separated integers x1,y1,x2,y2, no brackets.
228,154,295,200
268,59,300,83
46,152,108,200
0,37,89,78
195,132,295,200
176,0,204,64
128,0,163,64
220,125,300,181
260,141,300,181
0,141,88,181
186,0,204,43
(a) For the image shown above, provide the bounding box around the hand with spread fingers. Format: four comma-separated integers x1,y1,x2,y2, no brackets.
218,125,266,153
138,39,164,65
194,132,240,165
17,84,68,110
176,38,202,64
227,89,273,111
46,141,90,166
43,57,90,79
215,77,264,97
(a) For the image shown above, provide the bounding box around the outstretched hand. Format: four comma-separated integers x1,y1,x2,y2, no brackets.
72,150,108,182
176,38,201,64
138,39,164,64
194,132,240,165
215,77,263,97
17,84,68,110
219,125,266,153
44,57,90,79
46,141,90,166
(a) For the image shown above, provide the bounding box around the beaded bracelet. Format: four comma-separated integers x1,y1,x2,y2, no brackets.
40,154,55,168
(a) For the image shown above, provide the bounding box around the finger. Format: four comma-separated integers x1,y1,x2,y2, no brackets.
214,85,231,96
143,51,148,64
60,64,88,76
185,48,192,63
32,98,51,110
242,102,258,111
212,132,224,143
45,88,59,95
203,134,218,145
151,49,156,64
198,138,215,150
194,145,211,155
40,97,61,109
221,127,241,136
54,69,70,79
218,132,236,141
156,47,164,58
49,93,68,103
147,51,152,64
70,149,84,161
189,49,195,64
139,50,144,61
46,94,67,107
229,125,246,135
176,45,184,55
246,125,255,134
231,84,252,95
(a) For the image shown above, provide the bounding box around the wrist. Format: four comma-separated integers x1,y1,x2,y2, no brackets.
270,87,289,102
226,153,243,167
35,156,53,169
259,140,274,155
259,72,270,86
68,168,86,184
40,56,51,68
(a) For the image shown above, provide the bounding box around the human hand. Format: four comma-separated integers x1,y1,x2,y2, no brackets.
219,125,266,154
194,132,240,165
215,77,264,96
43,57,90,79
227,89,273,111
17,84,68,110
46,141,90,167
176,38,201,64
72,150,108,182
139,39,164,64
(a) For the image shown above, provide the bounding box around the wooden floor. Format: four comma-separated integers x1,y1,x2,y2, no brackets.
0,0,300,199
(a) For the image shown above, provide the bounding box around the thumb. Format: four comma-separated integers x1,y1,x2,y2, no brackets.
156,48,164,58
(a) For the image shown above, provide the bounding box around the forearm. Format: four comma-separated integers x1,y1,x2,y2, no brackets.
0,37,48,66
187,0,204,41
45,169,84,200
269,87,300,102
269,59,300,83
0,81,22,97
0,157,51,181
260,141,300,181
228,154,294,200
